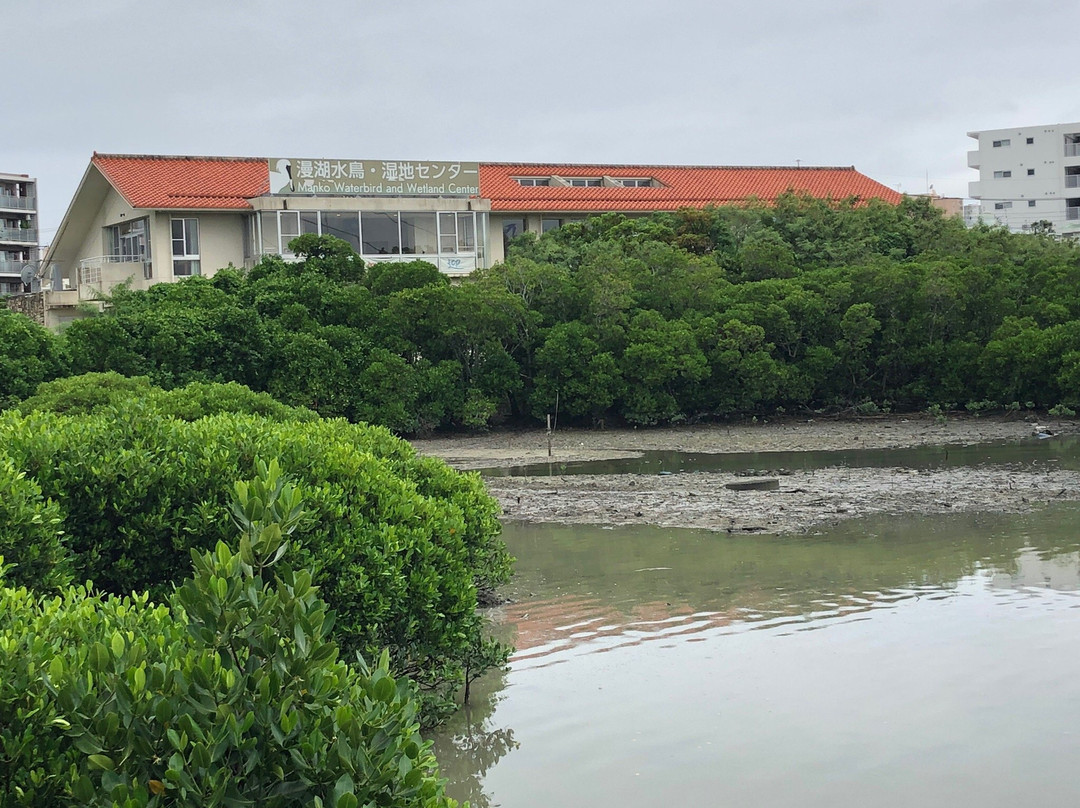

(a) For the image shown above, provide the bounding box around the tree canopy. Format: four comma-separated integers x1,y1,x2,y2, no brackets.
7,195,1080,428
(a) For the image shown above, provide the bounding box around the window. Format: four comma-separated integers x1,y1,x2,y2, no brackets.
171,218,200,276
259,212,278,255
1026,137,1034,144
541,218,562,233
993,170,1012,178
278,211,299,253
320,211,361,251
456,212,475,251
361,212,400,254
106,218,149,262
299,211,319,236
437,212,477,253
502,218,525,252
994,202,1013,210
516,177,550,186
1028,200,1037,207
242,215,255,263
566,178,602,187
1027,168,1035,175
400,213,438,255
992,139,1011,147
617,178,653,187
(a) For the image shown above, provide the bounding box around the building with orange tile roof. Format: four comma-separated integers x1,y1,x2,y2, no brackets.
33,154,901,327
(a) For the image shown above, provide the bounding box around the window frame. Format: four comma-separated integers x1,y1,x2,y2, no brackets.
170,217,201,277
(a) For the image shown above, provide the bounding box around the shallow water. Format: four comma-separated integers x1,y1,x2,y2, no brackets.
481,434,1080,477
430,506,1080,807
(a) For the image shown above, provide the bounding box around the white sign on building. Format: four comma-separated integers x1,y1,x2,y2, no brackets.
268,158,480,196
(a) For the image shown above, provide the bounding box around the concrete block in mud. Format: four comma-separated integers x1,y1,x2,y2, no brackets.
725,478,780,492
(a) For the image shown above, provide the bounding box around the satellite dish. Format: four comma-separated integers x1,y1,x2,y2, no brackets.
20,265,36,286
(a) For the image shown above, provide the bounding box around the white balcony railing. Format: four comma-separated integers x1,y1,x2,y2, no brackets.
1066,176,1080,188
1067,208,1080,221
0,194,35,211
76,255,152,300
1066,143,1080,157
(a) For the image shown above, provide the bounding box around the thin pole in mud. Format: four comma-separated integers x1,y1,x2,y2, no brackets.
547,413,553,457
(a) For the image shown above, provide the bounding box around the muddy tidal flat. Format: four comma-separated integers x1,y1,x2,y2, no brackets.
412,416,1080,533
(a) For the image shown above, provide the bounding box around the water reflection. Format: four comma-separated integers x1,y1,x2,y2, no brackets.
481,435,1080,477
429,667,518,808
431,505,1080,807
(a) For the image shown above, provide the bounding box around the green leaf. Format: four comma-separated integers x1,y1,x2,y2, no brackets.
88,753,115,771
72,774,95,801
332,773,356,808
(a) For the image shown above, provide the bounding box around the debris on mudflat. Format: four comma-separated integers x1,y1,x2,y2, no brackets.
725,478,780,492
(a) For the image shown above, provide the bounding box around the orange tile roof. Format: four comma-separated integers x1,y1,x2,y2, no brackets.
92,153,269,210
88,154,902,212
480,163,904,211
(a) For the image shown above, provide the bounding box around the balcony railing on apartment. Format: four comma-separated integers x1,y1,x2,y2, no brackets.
0,226,36,243
0,194,35,211
1066,143,1080,157
1066,176,1080,188
0,259,36,277
1067,208,1080,221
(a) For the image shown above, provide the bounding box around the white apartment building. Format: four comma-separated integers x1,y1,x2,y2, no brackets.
0,172,39,295
967,122,1080,234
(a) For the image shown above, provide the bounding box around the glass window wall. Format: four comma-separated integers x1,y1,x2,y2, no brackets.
361,212,400,255
258,209,485,267
400,213,438,255
320,212,361,251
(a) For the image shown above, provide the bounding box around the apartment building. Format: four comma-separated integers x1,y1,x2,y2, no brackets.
0,172,38,296
967,122,1080,234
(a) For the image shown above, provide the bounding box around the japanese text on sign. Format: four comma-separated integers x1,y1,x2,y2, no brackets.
268,159,480,196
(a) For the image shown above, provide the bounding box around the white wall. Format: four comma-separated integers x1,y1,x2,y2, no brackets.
968,122,1080,234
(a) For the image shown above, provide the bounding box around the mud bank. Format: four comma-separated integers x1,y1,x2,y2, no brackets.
486,466,1080,534
412,415,1079,472
412,416,1080,533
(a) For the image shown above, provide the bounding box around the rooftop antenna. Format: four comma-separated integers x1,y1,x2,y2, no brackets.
795,159,801,168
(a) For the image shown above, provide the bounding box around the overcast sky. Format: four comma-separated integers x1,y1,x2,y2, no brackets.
9,0,1080,241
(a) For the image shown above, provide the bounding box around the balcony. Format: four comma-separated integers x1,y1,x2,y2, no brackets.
1067,208,1080,221
77,256,153,300
0,259,34,277
1066,143,1080,157
0,194,35,211
1066,176,1080,188
0,226,36,243
967,150,981,169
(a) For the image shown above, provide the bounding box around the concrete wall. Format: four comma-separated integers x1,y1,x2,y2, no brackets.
67,185,140,286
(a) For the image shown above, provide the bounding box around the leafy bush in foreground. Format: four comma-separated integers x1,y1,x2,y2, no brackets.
0,463,457,807
17,372,317,423
0,454,68,592
0,308,68,408
0,405,510,719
